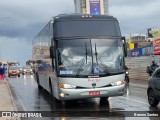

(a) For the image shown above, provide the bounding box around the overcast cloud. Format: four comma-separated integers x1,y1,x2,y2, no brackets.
0,0,160,65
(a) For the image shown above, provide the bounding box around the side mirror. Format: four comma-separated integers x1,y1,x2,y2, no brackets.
50,46,55,58
122,37,127,57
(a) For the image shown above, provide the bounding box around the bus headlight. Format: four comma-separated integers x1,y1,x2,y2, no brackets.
111,80,125,86
58,84,76,89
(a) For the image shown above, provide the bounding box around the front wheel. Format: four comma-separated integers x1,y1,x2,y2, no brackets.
49,81,53,98
100,97,108,101
148,89,159,107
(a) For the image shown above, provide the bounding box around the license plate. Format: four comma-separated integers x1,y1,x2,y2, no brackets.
89,91,100,96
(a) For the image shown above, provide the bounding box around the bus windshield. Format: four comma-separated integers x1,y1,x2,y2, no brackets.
56,39,124,77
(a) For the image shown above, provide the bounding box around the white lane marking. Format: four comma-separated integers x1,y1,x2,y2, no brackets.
16,92,27,111
120,96,149,105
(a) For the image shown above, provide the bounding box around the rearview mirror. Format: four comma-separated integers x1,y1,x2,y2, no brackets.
50,46,55,58
121,37,127,57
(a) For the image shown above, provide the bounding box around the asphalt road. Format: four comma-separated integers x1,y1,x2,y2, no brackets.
7,75,160,120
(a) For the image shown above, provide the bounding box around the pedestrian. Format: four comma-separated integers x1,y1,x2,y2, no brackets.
147,60,159,76
0,62,5,80
3,64,7,79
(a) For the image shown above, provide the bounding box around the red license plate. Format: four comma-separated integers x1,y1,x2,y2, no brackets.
89,91,100,96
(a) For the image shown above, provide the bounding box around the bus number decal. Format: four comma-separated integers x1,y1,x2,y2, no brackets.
60,70,73,75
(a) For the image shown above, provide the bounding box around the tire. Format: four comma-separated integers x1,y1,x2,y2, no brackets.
38,81,43,89
148,89,159,107
100,97,109,105
49,80,60,103
100,97,108,101
49,80,53,98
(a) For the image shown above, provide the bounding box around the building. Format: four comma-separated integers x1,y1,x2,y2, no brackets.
151,27,160,55
127,32,153,57
74,0,109,15
128,34,152,50
130,34,146,43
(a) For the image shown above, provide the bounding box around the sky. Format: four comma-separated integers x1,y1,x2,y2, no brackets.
0,0,160,65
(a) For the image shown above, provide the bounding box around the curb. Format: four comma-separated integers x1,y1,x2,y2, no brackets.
5,79,18,111
1,79,21,120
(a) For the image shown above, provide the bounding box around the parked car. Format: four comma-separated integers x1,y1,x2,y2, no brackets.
8,66,20,77
22,66,33,75
147,67,160,106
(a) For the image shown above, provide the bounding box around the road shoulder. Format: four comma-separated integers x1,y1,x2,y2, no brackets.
0,79,21,119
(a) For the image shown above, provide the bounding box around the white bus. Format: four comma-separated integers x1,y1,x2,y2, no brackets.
33,14,127,101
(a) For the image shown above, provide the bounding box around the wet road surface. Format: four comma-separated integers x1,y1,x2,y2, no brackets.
7,75,160,120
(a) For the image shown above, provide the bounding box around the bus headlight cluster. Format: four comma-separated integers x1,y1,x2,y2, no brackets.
58,84,76,89
111,80,125,86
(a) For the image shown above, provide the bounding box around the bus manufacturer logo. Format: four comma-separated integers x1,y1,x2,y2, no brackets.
92,83,96,88
88,78,100,82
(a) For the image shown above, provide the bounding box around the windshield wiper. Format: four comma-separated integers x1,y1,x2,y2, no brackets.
94,44,110,74
76,43,89,76
95,43,98,65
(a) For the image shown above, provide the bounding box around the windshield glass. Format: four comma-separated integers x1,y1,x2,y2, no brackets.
56,39,124,77
9,67,19,70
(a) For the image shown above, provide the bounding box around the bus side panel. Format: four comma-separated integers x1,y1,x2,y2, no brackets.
32,21,53,93
52,74,59,99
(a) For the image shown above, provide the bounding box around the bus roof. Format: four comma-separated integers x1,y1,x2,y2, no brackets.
53,14,118,22
53,14,121,38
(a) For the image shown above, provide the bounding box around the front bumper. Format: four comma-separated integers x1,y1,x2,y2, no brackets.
22,71,33,74
57,84,125,101
9,73,20,76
